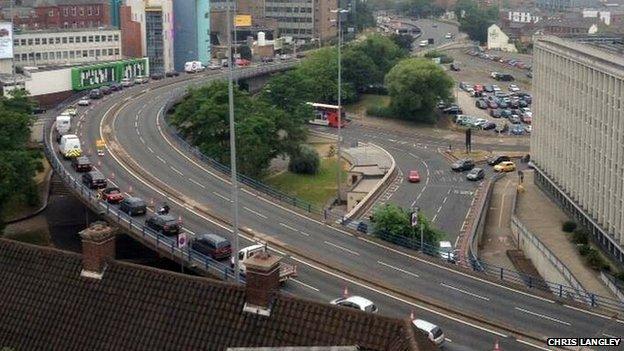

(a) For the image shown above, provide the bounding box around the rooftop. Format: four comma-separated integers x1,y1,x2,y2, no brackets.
13,26,120,35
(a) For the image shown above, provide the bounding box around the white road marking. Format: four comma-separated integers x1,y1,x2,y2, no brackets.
514,307,571,326
280,222,298,232
564,305,624,324
147,146,154,153
139,136,145,144
291,278,320,292
603,333,618,338
212,191,232,202
156,155,167,164
189,178,206,189
515,339,551,351
432,214,438,222
170,166,183,176
299,231,311,237
324,241,360,256
244,206,268,219
378,261,419,278
440,283,490,301
445,338,453,343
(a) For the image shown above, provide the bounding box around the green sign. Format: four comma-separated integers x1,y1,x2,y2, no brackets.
71,58,150,91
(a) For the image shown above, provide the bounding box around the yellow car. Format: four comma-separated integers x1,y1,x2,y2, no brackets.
494,161,516,172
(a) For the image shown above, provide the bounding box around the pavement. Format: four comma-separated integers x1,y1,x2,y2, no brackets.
515,171,617,300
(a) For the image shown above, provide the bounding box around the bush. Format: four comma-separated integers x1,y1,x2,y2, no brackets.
577,244,591,256
571,228,589,245
614,271,624,282
562,221,577,233
288,145,320,175
366,105,394,118
585,249,609,271
439,55,454,64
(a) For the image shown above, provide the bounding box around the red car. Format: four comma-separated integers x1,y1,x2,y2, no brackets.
473,84,484,92
408,170,421,183
101,187,124,204
522,116,532,124
235,58,251,66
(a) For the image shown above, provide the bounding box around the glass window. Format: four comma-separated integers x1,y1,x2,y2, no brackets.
14,54,19,61
34,38,40,45
48,10,54,17
20,39,26,45
88,50,94,57
68,37,74,43
71,7,76,16
63,8,68,16
82,36,87,42
114,48,119,55
27,39,33,45
113,34,119,41
62,37,67,44
88,8,92,16
42,52,48,59
88,36,93,42
95,49,100,56
63,51,68,59
108,48,113,55
107,35,112,41
79,7,85,16
21,53,27,60
95,7,99,15
13,39,18,46
69,51,74,59
95,35,100,42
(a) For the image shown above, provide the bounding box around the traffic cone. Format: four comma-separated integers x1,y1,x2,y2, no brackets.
128,186,133,194
343,286,349,298
111,171,115,180
178,215,183,225
493,339,501,351
410,310,415,320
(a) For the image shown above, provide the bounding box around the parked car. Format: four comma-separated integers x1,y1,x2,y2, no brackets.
89,88,103,99
99,86,111,95
82,170,107,189
466,87,476,96
475,99,488,109
408,170,421,183
438,241,456,263
330,296,378,313
488,155,511,166
492,85,501,92
437,100,448,110
518,99,529,108
443,105,463,115
101,187,124,204
481,121,496,130
451,159,475,171
77,98,90,106
459,82,470,91
487,100,498,109
134,76,149,84
511,125,525,135
145,214,180,236
109,82,122,91
522,115,532,124
150,73,165,80
484,85,494,93
509,115,522,124
466,167,485,181
494,161,517,172
121,78,134,87
498,100,509,109
473,118,488,128
508,84,520,92
192,234,232,260
490,71,499,79
524,125,532,133
445,32,452,39
412,319,445,347
490,109,502,118
495,73,515,81
450,63,460,71
119,197,147,216
71,156,92,172
473,84,484,92
165,71,180,77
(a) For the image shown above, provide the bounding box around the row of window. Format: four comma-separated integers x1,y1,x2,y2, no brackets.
280,28,313,34
13,20,102,29
267,0,313,3
266,6,313,13
14,48,120,62
60,6,100,17
13,34,119,47
268,16,313,23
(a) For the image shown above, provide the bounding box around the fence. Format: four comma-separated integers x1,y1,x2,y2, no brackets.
601,271,624,303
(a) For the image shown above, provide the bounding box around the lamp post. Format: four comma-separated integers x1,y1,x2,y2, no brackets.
331,8,349,203
226,0,241,283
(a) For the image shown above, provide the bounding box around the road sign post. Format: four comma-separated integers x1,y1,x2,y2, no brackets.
177,233,188,273
411,207,424,252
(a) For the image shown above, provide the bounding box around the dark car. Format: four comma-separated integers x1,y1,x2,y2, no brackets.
450,63,460,71
145,214,180,236
100,85,112,95
261,56,275,63
481,121,496,130
518,99,529,108
150,73,165,80
500,109,513,118
509,115,522,124
437,100,448,110
71,156,92,172
451,159,475,172
475,99,488,109
443,105,463,115
82,170,107,189
509,99,519,108
165,71,180,77
120,197,147,216
495,73,515,81
498,100,509,108
466,168,485,181
488,155,511,166
484,85,494,93
487,100,498,109
192,233,232,260
89,88,103,99
109,82,122,91
490,109,502,118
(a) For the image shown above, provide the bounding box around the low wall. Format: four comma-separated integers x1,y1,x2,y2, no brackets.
600,271,624,303
467,174,505,266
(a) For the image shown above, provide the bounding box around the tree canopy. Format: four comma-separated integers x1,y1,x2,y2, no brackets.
371,204,444,246
385,58,453,123
454,0,499,43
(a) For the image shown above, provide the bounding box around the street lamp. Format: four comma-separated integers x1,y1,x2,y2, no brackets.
331,8,349,204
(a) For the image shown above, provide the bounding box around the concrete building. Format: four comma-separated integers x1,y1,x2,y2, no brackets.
0,0,110,30
265,0,337,41
535,0,600,11
12,27,122,68
487,24,518,52
532,36,624,265
172,0,210,71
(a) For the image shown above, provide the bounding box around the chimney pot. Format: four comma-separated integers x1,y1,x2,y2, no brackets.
79,221,116,279
243,250,281,315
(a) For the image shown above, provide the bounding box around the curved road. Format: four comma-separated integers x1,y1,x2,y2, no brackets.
49,64,624,351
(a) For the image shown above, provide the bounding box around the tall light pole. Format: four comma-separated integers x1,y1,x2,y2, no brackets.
226,0,241,283
332,8,348,203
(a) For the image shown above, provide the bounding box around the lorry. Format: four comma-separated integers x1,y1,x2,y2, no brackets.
55,115,71,141
233,244,297,283
184,61,205,73
59,134,82,159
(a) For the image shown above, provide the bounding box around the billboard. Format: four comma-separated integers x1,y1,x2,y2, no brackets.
235,15,252,27
0,22,13,59
71,58,149,91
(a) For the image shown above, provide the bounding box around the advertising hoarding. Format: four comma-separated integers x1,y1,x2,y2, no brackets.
235,15,252,27
0,22,14,59
71,58,149,91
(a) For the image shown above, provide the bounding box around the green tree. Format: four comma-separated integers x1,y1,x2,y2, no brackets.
454,0,498,43
288,144,320,174
371,204,444,246
390,33,414,52
345,0,376,32
239,45,252,60
385,58,453,123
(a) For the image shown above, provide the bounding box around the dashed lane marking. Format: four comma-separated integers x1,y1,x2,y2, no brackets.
441,283,490,301
378,261,419,278
324,241,360,256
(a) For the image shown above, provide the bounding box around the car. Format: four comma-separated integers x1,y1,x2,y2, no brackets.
475,99,488,109
524,125,532,133
487,100,498,109
165,71,180,77
445,32,452,39
81,170,107,189
509,115,522,124
408,170,420,183
134,76,149,84
488,155,511,166
466,167,485,181
500,109,512,118
99,86,111,95
490,71,499,79
63,105,77,117
508,84,520,92
473,118,488,128
77,98,90,106
150,73,165,80
459,81,470,90
207,63,221,70
145,214,180,236
451,159,475,171
432,23,438,28
121,78,134,87
192,234,232,260
419,40,428,47
438,241,456,263
412,319,445,346
511,125,525,135
518,99,529,108
498,100,509,109
101,187,124,204
443,105,463,115
494,161,517,172
466,87,476,96
330,296,378,313
71,156,92,172
522,115,532,124
484,85,494,93
88,88,103,99
481,121,496,130
109,82,122,91
526,71,533,78
436,100,448,110
520,107,532,116
495,73,515,81
119,197,147,216
490,109,502,118
450,63,460,71
473,84,484,92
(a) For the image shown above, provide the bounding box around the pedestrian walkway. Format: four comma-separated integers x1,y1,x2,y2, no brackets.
515,171,616,299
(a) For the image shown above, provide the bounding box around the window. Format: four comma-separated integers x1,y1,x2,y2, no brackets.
88,50,94,57
114,48,119,55
13,39,18,46
108,48,113,55
20,39,26,46
88,8,92,16
82,36,87,42
88,36,93,43
27,38,33,45
48,10,54,17
82,50,88,57
95,49,100,56
63,51,68,59
95,35,100,42
71,7,76,16
95,7,99,15
42,52,48,60
113,34,119,41
64,22,68,28
55,37,61,44
14,54,19,61
63,8,68,16
34,38,40,45
68,37,74,43
79,7,85,16
69,51,74,59
62,37,67,44
21,53,27,61
107,35,112,41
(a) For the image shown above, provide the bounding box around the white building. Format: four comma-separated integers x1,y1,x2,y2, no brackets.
582,9,612,25
507,11,541,23
532,36,624,265
487,24,518,52
12,27,122,68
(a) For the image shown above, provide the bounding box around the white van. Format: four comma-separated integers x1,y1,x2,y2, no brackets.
59,134,82,159
184,61,205,73
412,319,445,346
55,115,71,136
419,40,428,47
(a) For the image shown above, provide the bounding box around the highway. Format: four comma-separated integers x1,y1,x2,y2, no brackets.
48,61,624,351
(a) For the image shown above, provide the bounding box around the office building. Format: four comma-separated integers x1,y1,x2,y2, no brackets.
12,27,122,67
0,0,110,30
172,0,210,71
532,36,624,264
265,0,337,41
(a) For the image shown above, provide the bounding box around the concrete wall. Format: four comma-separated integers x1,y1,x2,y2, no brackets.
487,24,517,52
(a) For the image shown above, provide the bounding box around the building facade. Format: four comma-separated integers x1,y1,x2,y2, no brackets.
12,27,122,67
0,0,110,30
532,36,624,264
487,24,518,52
264,0,336,41
172,0,210,71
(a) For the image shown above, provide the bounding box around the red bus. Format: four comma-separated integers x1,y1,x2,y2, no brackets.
307,102,348,128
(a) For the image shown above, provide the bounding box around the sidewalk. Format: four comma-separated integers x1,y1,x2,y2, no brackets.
515,171,616,299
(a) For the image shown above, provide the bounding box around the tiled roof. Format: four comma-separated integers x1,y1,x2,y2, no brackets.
0,239,434,351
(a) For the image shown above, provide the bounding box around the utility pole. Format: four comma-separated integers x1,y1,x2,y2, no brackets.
333,8,348,203
226,0,241,284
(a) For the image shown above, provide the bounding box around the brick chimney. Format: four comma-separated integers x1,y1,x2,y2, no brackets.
79,222,116,280
243,250,281,316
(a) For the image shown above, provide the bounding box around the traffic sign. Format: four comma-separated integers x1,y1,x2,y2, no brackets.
411,210,419,227
177,233,188,248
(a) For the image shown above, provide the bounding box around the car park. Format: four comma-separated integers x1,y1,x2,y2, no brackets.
119,197,147,216
77,98,90,106
488,155,511,166
490,109,502,118
330,296,378,313
145,214,180,236
466,167,485,181
451,159,475,171
101,187,124,204
82,170,107,189
412,319,445,346
494,161,517,172
192,234,232,260
71,156,92,172
475,99,488,109
408,170,421,183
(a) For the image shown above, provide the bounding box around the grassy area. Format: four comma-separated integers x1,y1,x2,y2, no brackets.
450,149,492,162
264,158,348,207
1,159,49,221
344,94,390,116
3,230,50,246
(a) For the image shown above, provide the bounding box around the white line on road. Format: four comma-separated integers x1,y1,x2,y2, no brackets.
156,155,166,164
244,206,268,219
442,196,448,204
603,333,618,338
432,214,438,222
170,166,183,176
324,241,360,255
280,222,298,232
516,339,551,351
378,261,419,278
514,307,571,326
291,278,320,292
139,136,145,144
147,146,154,153
440,283,490,301
188,178,206,189
212,191,232,202
299,231,311,237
